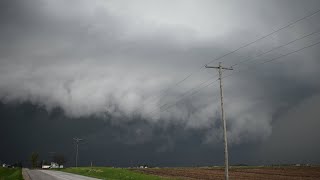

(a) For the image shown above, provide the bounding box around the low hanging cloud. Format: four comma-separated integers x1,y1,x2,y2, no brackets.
1,0,320,146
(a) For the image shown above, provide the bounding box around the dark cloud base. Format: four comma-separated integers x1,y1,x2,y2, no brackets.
0,102,262,167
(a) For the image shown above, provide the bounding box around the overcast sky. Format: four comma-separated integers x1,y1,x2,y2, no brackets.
1,0,320,167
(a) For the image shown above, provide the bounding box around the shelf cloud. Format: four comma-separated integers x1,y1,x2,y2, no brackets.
1,0,320,165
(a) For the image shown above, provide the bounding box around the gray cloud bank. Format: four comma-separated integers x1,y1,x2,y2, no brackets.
1,0,320,152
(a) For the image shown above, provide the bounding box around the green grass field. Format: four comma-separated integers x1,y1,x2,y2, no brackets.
58,167,170,180
0,168,23,180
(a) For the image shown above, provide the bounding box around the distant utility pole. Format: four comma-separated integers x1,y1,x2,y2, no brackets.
205,62,233,180
48,151,56,162
73,137,83,167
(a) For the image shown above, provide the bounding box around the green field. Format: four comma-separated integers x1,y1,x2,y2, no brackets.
58,167,169,180
0,168,23,180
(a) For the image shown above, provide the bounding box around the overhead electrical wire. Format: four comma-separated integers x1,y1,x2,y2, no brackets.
159,28,320,113
146,36,320,120
230,29,320,67
144,76,220,118
136,8,320,113
145,27,320,118
224,38,320,80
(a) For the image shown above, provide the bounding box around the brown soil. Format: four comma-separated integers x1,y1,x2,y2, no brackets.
133,167,320,180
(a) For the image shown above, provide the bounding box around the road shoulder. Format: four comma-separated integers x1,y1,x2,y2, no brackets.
22,168,31,180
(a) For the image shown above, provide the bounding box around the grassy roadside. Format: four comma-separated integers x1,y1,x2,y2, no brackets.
0,168,23,180
57,167,171,180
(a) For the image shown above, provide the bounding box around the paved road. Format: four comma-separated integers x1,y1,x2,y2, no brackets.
24,169,101,180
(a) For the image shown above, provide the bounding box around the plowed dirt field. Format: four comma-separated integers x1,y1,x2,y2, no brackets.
134,167,320,180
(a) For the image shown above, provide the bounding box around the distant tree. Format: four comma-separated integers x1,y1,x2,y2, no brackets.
52,154,66,166
31,152,39,168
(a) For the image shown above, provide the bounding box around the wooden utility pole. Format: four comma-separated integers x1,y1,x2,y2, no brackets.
205,62,233,180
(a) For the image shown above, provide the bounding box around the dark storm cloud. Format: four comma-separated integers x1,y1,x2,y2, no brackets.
258,94,320,164
1,0,320,165
0,102,262,166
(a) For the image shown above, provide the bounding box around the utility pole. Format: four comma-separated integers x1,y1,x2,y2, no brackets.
205,62,233,180
73,137,83,167
48,151,56,164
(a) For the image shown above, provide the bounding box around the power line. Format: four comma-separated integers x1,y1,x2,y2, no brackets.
206,8,320,66
135,69,204,113
144,75,220,118
231,28,320,67
160,75,217,110
140,70,222,117
136,8,320,112
146,37,320,120
224,39,320,80
146,28,320,119
147,79,220,119
215,39,320,110
157,28,320,114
